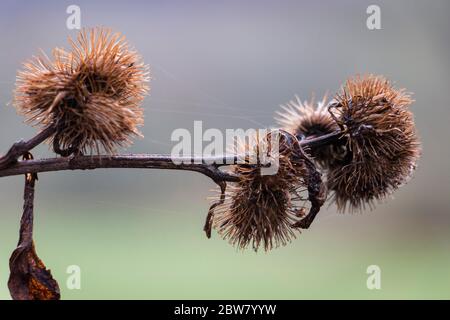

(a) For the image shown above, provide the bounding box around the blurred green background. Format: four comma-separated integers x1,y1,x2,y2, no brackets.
0,0,449,299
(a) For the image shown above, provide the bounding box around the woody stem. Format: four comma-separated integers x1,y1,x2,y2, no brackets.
0,130,343,184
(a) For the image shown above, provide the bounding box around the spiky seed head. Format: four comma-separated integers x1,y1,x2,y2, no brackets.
276,95,344,168
14,27,150,154
212,130,309,251
327,75,421,211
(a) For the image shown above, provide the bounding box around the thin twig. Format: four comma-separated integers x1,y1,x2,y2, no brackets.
0,92,66,169
298,130,344,148
0,126,56,169
204,181,227,238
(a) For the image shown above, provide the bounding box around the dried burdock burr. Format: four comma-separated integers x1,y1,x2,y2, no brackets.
210,130,320,251
276,95,346,169
327,75,421,211
8,153,60,300
14,27,149,155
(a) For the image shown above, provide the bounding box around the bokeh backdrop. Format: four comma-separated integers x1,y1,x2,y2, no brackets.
0,0,449,299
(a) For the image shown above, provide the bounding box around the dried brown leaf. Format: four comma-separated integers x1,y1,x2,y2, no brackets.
8,154,60,300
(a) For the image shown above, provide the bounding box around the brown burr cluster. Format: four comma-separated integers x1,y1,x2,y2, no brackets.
326,75,421,210
212,131,311,251
14,28,149,155
211,75,420,251
278,75,420,212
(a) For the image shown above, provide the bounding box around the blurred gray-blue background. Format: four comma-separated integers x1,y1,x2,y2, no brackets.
0,0,449,299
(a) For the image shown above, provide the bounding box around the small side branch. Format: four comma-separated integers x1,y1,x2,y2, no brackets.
8,153,60,300
0,92,66,169
204,181,227,238
299,130,344,148
0,126,56,169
